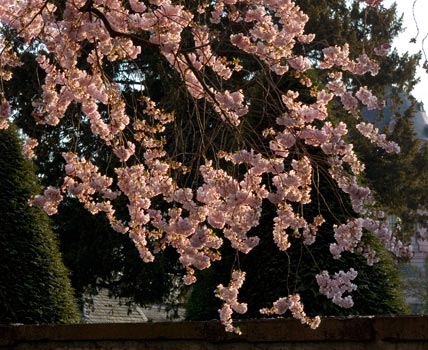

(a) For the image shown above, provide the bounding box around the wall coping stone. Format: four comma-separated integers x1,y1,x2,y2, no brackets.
1,316,428,347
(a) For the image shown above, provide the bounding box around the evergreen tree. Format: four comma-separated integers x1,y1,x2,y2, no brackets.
298,0,420,94
0,125,80,324
353,96,428,241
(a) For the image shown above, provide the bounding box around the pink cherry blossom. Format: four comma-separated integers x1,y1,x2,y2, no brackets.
288,56,312,72
0,99,11,129
216,270,248,334
316,269,358,308
374,43,391,56
260,294,320,329
22,137,39,159
0,0,412,333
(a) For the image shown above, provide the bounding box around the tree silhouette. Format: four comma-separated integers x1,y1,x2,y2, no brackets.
0,126,80,324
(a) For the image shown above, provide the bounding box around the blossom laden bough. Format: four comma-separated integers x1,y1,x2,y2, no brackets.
260,294,321,329
316,269,358,308
0,0,409,334
216,270,248,334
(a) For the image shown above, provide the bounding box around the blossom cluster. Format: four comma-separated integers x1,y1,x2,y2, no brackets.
330,219,364,259
316,269,358,308
0,98,11,130
356,122,400,153
22,137,39,159
30,186,63,215
260,294,321,329
0,0,408,334
216,270,248,334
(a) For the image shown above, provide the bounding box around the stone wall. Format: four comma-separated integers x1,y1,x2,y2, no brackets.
2,316,428,350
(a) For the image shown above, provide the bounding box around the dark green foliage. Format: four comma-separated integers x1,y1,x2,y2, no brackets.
353,99,428,242
54,197,184,308
0,126,80,324
298,0,420,94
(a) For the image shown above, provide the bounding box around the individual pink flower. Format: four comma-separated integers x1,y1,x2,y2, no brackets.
29,186,63,215
0,99,11,129
113,141,136,162
374,43,391,56
356,86,381,110
288,56,312,72
23,137,39,159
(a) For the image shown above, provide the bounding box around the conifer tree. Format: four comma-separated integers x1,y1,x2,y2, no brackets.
352,96,428,241
0,126,80,324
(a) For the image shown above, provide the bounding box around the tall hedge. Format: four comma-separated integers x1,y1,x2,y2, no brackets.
0,126,80,324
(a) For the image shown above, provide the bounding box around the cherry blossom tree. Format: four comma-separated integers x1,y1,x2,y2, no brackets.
0,0,413,333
